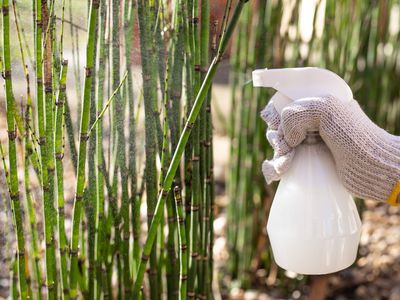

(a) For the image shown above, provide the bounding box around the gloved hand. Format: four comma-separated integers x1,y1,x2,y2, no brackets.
261,94,400,204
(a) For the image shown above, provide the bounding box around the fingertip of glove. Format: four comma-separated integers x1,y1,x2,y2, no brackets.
262,160,280,184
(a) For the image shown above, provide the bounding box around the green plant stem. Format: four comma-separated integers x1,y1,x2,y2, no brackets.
55,60,69,300
174,186,188,300
132,1,249,297
2,1,28,298
137,0,160,298
69,0,100,298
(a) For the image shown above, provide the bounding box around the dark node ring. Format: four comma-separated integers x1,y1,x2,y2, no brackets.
192,156,200,162
38,136,46,145
190,252,199,257
85,67,93,77
62,60,68,66
144,74,151,81
178,217,184,224
10,192,20,201
162,189,169,197
7,130,16,140
58,206,65,214
3,69,11,79
75,194,83,201
186,122,194,129
180,244,187,251
47,282,55,290
2,5,9,16
18,250,25,257
191,205,199,212
194,64,201,72
141,254,149,262
206,105,211,112
56,152,64,160
45,86,52,93
80,133,89,141
92,0,100,9
192,17,199,24
70,248,79,256
63,288,70,294
59,84,66,92
180,275,188,281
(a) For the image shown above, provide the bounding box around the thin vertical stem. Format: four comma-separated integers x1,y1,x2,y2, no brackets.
69,0,100,298
55,60,69,300
1,0,27,298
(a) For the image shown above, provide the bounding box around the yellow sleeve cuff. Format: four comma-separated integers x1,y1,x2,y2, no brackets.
386,180,400,206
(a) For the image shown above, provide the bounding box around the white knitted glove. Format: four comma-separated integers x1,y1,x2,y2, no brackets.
261,95,400,203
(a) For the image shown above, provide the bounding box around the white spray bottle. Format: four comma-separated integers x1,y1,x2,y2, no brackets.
252,67,362,275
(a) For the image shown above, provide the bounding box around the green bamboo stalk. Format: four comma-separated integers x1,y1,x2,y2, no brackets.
11,2,43,297
55,60,69,300
94,1,107,296
112,0,131,294
69,0,100,298
133,2,249,297
160,52,176,300
198,0,210,296
183,0,194,232
2,0,28,298
137,0,160,298
41,1,58,296
174,186,188,300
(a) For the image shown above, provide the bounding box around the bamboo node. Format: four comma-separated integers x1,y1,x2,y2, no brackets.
168,216,175,223
200,67,208,73
177,217,185,224
191,204,199,212
188,292,196,298
70,248,79,256
58,84,66,92
38,136,46,145
58,206,65,214
180,244,187,251
62,59,68,66
192,156,200,162
85,67,92,77
55,152,64,160
190,252,199,258
194,65,201,72
141,254,149,262
46,282,55,290
186,122,194,129
2,5,9,16
10,192,19,201
17,250,25,257
3,70,11,79
45,86,52,93
92,0,100,9
206,105,211,112
7,130,16,141
80,132,89,142
75,194,83,201
63,288,70,294
192,17,199,24
162,189,169,197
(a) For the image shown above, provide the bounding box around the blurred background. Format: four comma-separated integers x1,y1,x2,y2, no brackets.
1,0,400,299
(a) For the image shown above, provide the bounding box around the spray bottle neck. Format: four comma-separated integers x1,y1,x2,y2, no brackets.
303,130,322,145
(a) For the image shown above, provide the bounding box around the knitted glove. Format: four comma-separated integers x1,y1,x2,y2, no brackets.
261,94,400,203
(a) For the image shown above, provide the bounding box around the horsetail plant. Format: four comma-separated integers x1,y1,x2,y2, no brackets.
132,1,250,297
69,0,99,298
2,0,28,298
